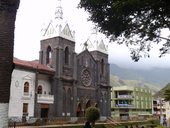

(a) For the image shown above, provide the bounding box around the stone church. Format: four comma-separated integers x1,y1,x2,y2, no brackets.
9,0,111,120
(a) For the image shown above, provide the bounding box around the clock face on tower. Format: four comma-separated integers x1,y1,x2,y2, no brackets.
81,69,92,86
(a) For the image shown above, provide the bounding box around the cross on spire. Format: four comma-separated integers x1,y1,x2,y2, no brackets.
55,0,63,19
84,41,88,49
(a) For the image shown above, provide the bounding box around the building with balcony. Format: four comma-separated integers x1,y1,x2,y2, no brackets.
153,98,168,124
153,98,166,116
8,59,55,120
111,85,153,120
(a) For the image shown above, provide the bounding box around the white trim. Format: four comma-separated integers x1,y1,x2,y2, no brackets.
0,103,8,127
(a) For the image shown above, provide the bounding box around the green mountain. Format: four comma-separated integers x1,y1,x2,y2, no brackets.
110,63,170,89
154,83,170,98
110,74,161,92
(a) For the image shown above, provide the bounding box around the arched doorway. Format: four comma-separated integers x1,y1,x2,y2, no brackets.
76,103,83,117
94,103,98,108
85,100,91,109
84,100,91,116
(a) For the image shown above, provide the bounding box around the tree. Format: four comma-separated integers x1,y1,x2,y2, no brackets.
85,107,100,127
163,83,170,101
0,0,20,127
79,0,170,61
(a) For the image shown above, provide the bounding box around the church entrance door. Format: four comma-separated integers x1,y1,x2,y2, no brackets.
76,103,83,117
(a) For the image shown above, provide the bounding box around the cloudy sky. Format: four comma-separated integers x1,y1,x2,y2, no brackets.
14,0,170,69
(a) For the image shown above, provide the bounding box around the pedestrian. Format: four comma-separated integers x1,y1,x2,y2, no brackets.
84,121,92,128
163,116,167,126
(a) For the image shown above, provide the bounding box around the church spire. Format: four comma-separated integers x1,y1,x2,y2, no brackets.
81,24,108,54
55,0,63,20
41,0,75,42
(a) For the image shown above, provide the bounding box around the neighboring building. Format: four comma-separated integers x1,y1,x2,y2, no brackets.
165,100,170,126
152,97,170,126
153,98,166,116
153,97,168,125
9,58,55,119
111,85,152,120
9,0,111,120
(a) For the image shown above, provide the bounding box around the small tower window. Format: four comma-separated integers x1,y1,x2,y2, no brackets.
37,85,43,94
101,59,104,75
46,46,52,65
24,82,29,94
64,46,69,65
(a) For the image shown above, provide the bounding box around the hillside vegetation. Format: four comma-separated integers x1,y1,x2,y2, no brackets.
110,74,161,93
110,63,170,90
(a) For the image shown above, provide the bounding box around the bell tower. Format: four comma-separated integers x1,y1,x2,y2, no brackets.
82,25,111,116
39,0,77,117
39,0,75,69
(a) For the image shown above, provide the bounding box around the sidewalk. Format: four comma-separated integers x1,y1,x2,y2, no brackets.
9,122,113,128
9,123,84,128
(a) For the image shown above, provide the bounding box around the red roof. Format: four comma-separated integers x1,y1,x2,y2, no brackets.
13,58,55,74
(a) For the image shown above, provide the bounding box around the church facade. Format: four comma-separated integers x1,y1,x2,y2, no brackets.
9,0,111,120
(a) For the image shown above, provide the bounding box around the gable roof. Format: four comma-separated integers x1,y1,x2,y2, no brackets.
13,58,55,75
60,23,74,41
81,36,108,54
41,20,75,42
97,40,107,53
77,49,96,63
42,21,57,38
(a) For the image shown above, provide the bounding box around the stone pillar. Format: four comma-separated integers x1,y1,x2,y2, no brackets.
39,50,43,64
56,46,64,117
72,52,77,117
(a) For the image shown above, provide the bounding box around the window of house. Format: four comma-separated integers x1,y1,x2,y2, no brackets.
37,85,43,94
24,82,29,94
23,103,28,115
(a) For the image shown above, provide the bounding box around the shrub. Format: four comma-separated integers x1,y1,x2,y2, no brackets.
85,107,100,127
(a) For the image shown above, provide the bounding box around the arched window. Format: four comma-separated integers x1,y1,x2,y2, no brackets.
64,47,69,65
37,85,43,94
46,46,52,65
101,59,104,75
24,82,29,93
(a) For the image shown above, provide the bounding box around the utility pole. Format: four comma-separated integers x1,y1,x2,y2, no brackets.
159,96,163,125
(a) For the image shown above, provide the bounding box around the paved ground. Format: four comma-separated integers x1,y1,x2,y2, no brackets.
9,122,112,128
9,123,85,128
